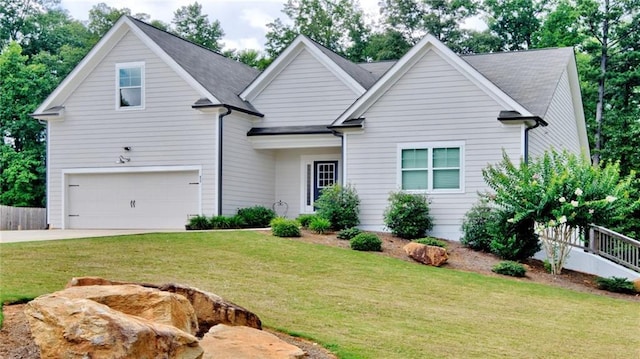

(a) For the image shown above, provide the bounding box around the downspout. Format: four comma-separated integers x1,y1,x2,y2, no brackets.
524,120,543,163
218,106,232,215
497,111,547,164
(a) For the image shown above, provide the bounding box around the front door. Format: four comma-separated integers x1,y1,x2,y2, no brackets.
313,161,338,201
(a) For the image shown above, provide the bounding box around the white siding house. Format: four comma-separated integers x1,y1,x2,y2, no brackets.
33,17,589,237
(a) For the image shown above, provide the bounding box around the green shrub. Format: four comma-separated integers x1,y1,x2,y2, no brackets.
488,213,541,261
227,215,247,229
595,277,637,294
492,261,527,277
337,227,362,240
383,191,433,239
236,206,276,228
309,216,331,234
270,217,301,237
187,215,211,230
350,232,382,251
296,214,317,229
461,197,495,252
210,215,230,229
314,184,360,230
413,237,447,248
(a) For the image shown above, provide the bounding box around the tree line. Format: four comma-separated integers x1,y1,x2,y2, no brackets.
1,0,638,208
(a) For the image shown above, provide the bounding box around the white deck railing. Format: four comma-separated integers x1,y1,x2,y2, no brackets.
588,225,640,273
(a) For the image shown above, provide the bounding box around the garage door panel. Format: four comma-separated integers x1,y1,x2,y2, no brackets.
67,171,199,229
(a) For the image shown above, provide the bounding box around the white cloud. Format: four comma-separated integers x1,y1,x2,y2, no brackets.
223,37,263,52
241,8,274,33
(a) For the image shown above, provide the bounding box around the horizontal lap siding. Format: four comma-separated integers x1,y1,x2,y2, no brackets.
251,49,358,127
48,31,217,228
222,114,275,215
346,50,522,239
529,70,583,158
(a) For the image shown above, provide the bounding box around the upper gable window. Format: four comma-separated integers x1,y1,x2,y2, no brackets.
116,62,144,109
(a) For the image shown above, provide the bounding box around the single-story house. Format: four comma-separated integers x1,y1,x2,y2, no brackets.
32,16,589,239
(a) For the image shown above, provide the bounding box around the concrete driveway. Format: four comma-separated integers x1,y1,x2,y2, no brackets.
0,229,181,243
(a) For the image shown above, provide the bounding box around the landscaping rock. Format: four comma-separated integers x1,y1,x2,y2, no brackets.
633,278,640,293
200,324,305,359
53,284,199,335
160,283,262,336
65,276,130,287
24,295,203,359
403,242,448,266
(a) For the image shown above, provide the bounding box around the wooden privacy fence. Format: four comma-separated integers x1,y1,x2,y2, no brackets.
0,205,47,230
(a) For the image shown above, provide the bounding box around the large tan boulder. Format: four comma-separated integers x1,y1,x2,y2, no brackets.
55,284,198,335
404,242,448,266
24,295,203,359
633,278,640,293
160,283,262,337
200,324,304,359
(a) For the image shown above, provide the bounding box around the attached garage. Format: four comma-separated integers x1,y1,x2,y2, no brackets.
64,169,200,229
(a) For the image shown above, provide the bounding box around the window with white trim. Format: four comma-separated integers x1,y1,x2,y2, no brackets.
116,62,144,109
399,142,463,191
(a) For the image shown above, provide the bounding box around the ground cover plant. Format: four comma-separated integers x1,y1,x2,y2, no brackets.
1,232,639,358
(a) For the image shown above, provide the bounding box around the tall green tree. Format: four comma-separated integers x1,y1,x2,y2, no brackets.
361,29,412,61
222,48,272,70
265,0,370,61
380,0,480,50
577,0,640,164
0,0,60,47
87,3,150,39
172,2,224,52
0,42,57,207
532,0,584,48
483,0,550,50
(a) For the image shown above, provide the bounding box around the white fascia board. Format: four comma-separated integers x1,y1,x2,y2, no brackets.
125,21,219,104
248,134,341,149
241,35,365,101
333,34,533,126
35,17,130,114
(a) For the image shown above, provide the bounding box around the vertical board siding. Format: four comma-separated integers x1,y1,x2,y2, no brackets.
0,206,47,230
346,50,522,239
222,114,276,215
251,49,359,127
529,70,583,158
47,31,218,228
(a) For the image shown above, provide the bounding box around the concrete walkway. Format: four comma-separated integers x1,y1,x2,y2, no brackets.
0,229,182,243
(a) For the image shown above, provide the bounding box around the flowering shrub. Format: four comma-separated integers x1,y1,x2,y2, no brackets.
482,149,636,270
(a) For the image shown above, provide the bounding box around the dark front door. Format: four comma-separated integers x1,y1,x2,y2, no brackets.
313,161,338,201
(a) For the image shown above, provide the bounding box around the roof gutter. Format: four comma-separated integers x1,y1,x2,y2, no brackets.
192,101,264,118
217,105,232,215
498,111,548,163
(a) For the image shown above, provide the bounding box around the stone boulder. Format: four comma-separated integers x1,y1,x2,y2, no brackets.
403,242,448,266
200,324,305,359
54,284,199,335
160,283,262,337
24,295,203,359
633,278,640,293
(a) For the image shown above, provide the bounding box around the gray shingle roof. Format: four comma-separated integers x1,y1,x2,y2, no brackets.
356,61,395,80
462,47,574,117
129,17,260,113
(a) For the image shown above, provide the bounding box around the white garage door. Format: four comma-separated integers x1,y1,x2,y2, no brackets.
66,171,200,229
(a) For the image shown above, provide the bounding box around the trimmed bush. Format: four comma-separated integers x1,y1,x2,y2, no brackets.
270,217,301,237
314,184,360,230
187,215,211,230
488,213,541,261
309,216,331,234
492,261,527,277
383,191,433,239
413,237,447,248
296,214,317,229
236,206,276,228
337,227,362,240
595,277,637,294
226,215,246,229
460,197,495,252
350,232,382,251
210,215,231,229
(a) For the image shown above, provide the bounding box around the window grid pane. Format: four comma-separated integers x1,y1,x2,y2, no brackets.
118,65,142,107
317,163,336,188
401,146,461,190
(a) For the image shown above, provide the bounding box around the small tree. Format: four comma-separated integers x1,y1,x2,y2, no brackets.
483,149,636,273
314,184,360,230
383,191,433,239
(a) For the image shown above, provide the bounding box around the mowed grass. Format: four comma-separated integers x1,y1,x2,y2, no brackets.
1,231,639,358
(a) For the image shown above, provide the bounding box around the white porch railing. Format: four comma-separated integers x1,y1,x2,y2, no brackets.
588,225,640,273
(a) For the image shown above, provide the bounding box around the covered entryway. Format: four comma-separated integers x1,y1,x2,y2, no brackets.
65,169,200,229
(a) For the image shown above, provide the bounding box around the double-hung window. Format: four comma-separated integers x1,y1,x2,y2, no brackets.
116,62,144,109
399,142,463,192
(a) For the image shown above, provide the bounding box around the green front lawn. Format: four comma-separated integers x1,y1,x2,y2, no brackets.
1,231,638,358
